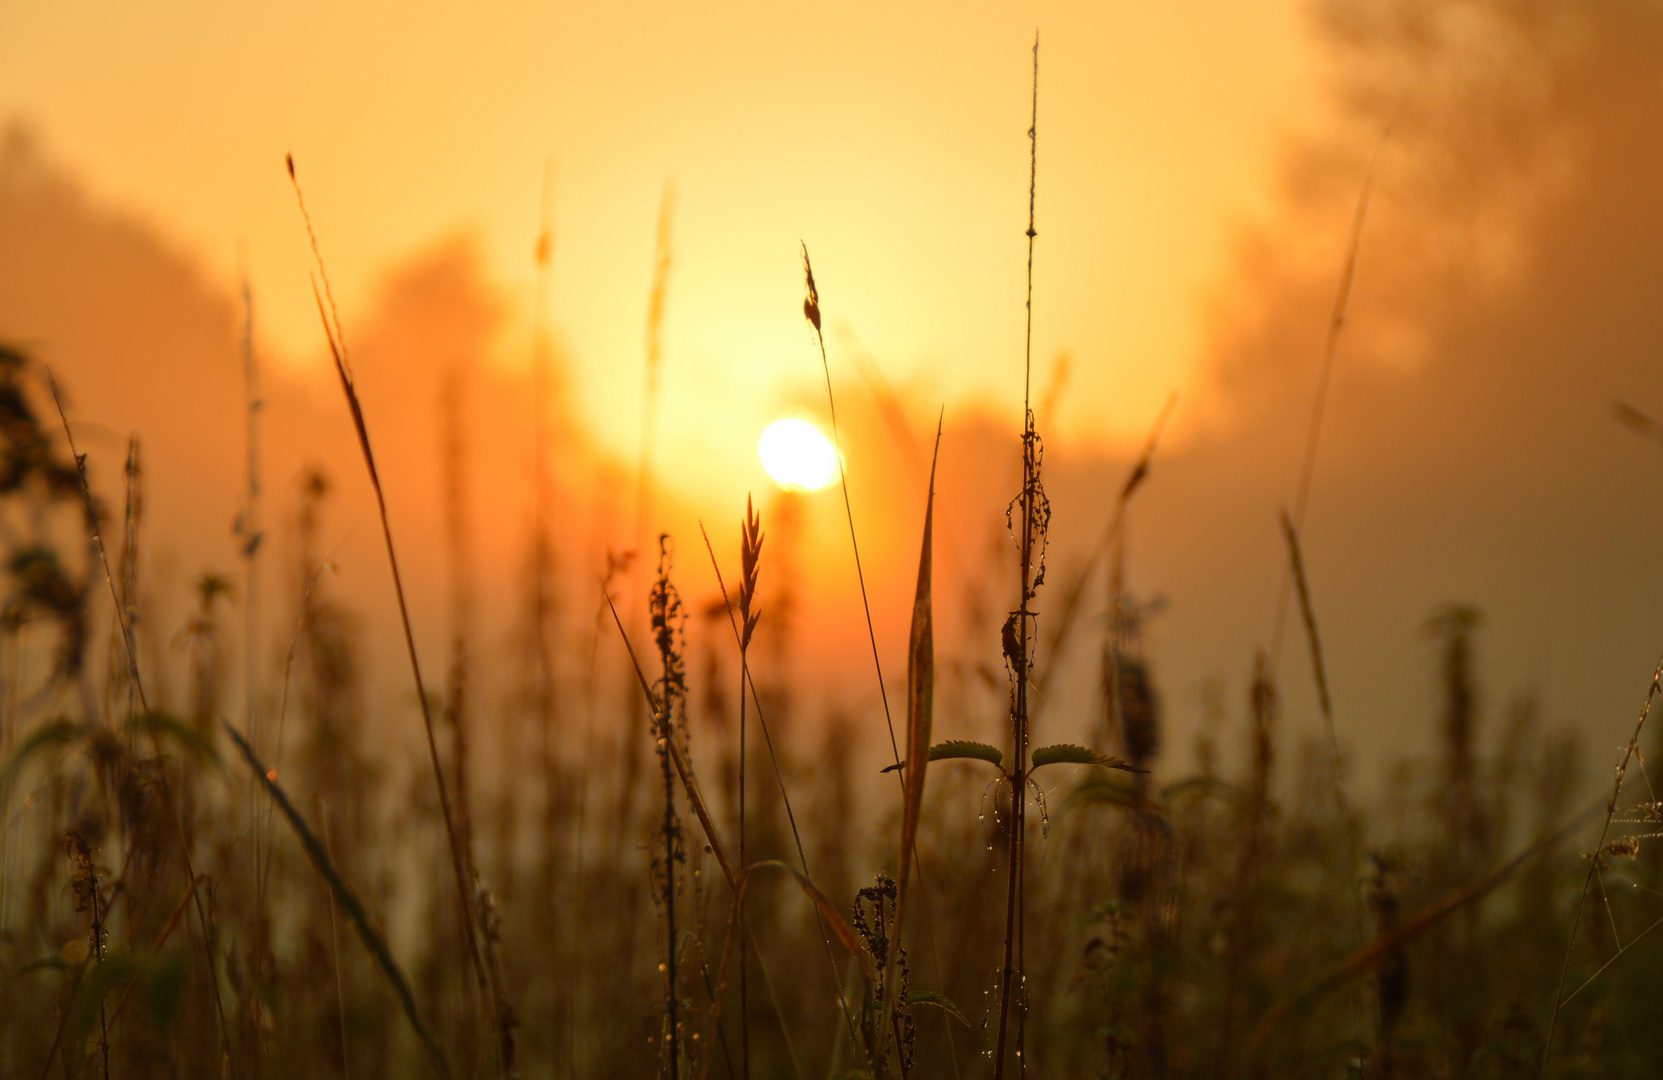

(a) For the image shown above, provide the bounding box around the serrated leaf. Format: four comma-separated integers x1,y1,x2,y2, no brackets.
928,740,1003,767
1031,742,1144,772
905,990,972,1028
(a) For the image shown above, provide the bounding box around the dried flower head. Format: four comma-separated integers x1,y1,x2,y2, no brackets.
1604,835,1642,861
650,534,687,726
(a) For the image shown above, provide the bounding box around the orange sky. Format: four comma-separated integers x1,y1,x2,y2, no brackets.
7,0,1663,789
0,0,1317,486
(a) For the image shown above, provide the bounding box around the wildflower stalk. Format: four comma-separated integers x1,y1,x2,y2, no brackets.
995,34,1042,1080
47,369,238,1076
649,537,688,1080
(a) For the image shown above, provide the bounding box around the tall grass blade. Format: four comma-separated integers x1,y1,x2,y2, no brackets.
800,243,902,770
1033,394,1175,703
285,159,493,1040
1268,131,1388,673
695,525,864,1065
876,419,940,1069
225,723,452,1079
47,367,238,1075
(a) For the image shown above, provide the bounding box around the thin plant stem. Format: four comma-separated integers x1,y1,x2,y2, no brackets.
226,724,452,1079
46,368,239,1078
319,800,352,1080
1267,131,1387,675
1280,511,1372,1059
995,33,1040,1080
694,526,863,1068
799,244,900,768
1541,656,1663,1074
285,156,493,1045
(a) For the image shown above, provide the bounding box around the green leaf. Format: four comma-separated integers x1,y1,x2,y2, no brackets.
1162,776,1243,805
68,951,143,1063
0,718,82,798
16,955,70,977
905,990,972,1028
142,949,189,1036
1031,743,1143,772
1064,775,1137,811
928,740,1003,768
126,712,220,767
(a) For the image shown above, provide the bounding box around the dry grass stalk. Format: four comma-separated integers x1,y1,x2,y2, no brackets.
45,368,238,1075
800,243,902,769
1540,655,1663,1072
737,496,762,1080
698,859,864,1080
235,268,264,918
604,577,846,1080
225,723,452,1079
115,436,140,719
604,563,846,1080
1213,655,1278,1074
525,168,568,1068
636,184,675,546
284,155,498,1061
1268,131,1387,672
318,800,352,1080
695,522,863,1063
1091,393,1176,745
439,364,518,1070
1280,509,1372,1060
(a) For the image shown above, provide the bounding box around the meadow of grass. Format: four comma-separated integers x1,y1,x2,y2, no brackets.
7,40,1663,1080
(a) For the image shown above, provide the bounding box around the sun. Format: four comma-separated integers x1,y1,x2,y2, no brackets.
758,418,838,491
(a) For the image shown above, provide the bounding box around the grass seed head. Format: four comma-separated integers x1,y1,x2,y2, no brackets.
800,243,821,332
739,496,763,651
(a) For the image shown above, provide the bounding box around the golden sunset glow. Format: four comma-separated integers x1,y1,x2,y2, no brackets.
758,417,838,491
10,4,1663,1073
